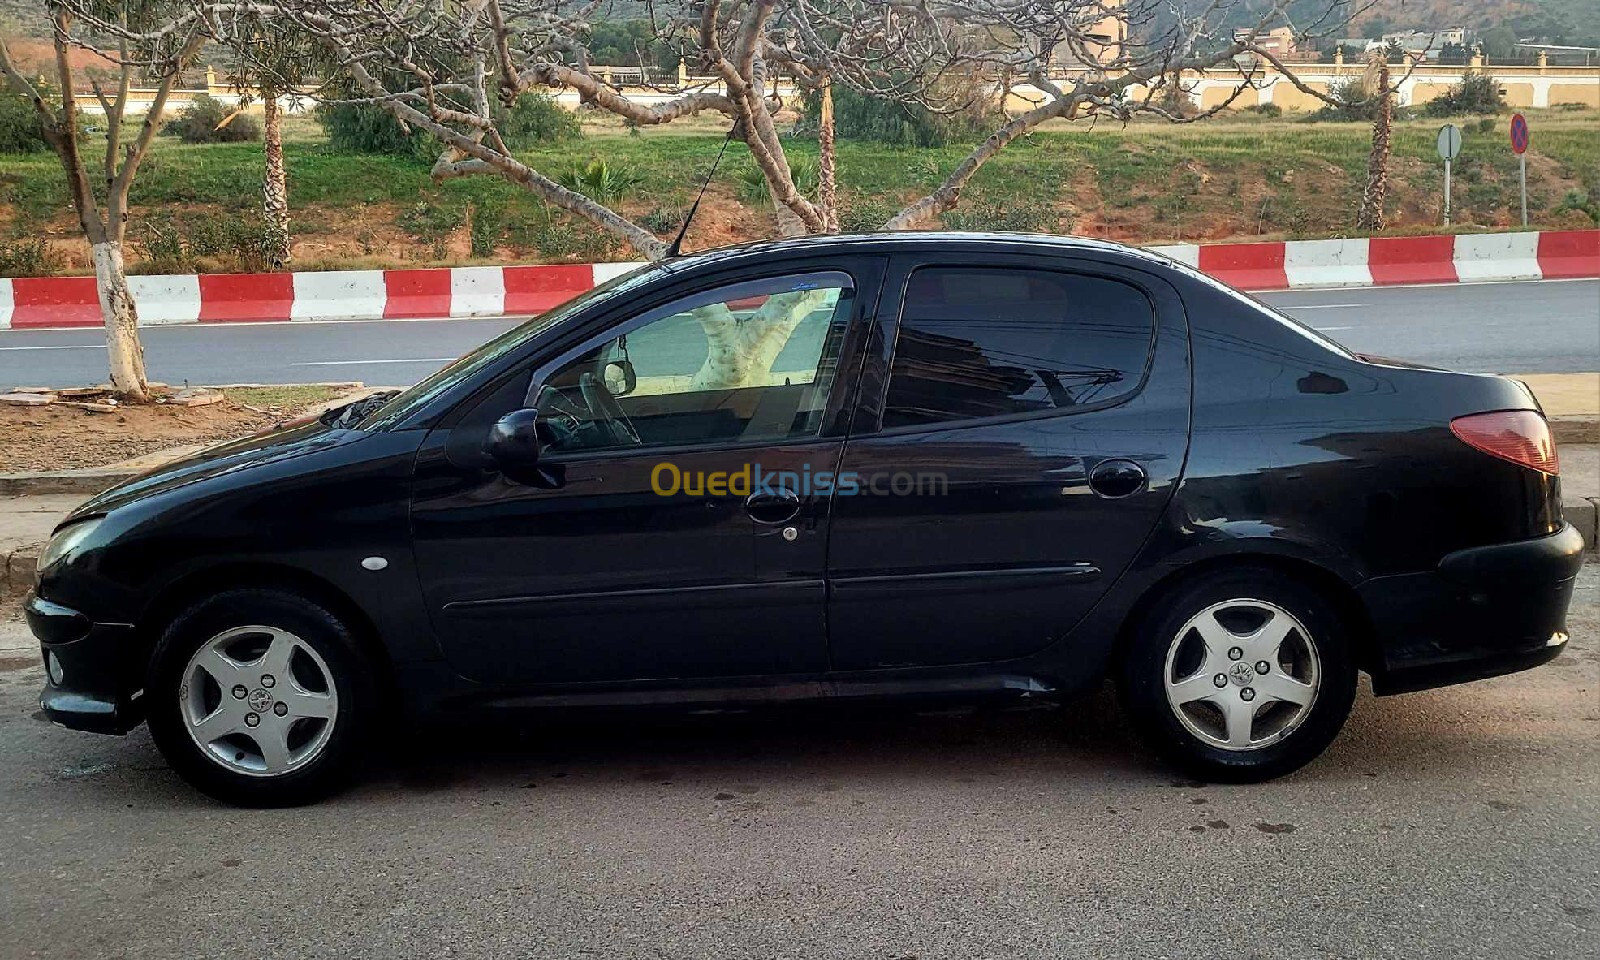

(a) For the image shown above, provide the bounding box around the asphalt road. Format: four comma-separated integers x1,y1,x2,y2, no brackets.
2,278,1597,389
0,568,1596,959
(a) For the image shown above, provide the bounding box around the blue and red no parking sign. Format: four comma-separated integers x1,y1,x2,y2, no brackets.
1510,113,1530,154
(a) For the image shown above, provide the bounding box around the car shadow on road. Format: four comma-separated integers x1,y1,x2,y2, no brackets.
11,664,1583,808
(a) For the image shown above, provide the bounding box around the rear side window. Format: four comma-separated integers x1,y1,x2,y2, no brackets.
882,267,1156,429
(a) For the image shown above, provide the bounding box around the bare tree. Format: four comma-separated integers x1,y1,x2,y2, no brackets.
0,2,204,399
62,0,1368,263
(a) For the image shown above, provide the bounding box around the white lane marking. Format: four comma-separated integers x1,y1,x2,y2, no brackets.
0,344,105,351
1312,326,1353,331
1288,303,1362,310
292,358,456,366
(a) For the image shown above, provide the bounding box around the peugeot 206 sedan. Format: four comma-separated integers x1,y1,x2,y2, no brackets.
28,233,1584,805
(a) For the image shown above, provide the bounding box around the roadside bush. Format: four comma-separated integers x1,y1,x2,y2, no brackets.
496,93,581,148
557,157,641,204
135,214,277,273
468,203,504,257
0,85,52,153
1424,73,1504,117
0,237,61,276
162,94,261,143
796,81,1000,148
1553,189,1598,225
1310,78,1382,122
1244,102,1284,118
735,156,818,205
316,100,439,162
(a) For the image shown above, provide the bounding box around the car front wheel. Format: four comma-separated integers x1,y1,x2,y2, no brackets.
1118,568,1357,782
146,589,375,806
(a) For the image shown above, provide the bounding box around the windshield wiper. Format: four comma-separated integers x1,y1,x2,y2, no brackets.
319,390,401,429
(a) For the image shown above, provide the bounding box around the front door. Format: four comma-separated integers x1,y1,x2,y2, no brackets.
411,263,881,685
826,254,1191,670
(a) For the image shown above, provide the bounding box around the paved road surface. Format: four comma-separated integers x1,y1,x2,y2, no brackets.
3,278,1597,389
0,567,1597,959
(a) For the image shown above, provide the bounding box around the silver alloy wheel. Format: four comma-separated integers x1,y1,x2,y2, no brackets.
178,625,339,777
1162,598,1321,752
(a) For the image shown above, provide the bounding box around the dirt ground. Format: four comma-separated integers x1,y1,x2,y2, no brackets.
0,386,349,473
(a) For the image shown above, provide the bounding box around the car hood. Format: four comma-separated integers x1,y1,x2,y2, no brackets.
67,421,365,523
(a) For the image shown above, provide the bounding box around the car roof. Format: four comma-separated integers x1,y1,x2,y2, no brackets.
659,231,1176,275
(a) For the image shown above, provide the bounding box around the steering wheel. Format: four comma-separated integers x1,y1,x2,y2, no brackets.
579,372,641,446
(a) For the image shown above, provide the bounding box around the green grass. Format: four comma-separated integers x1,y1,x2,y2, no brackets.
1,110,1595,273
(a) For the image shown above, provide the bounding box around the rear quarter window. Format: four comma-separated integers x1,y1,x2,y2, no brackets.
882,266,1156,429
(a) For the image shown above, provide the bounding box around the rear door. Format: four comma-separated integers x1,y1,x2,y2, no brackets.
826,252,1191,670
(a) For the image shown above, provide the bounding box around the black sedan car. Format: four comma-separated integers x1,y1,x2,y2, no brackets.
27,233,1583,805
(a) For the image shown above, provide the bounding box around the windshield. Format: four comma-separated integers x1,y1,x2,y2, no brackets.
356,262,661,429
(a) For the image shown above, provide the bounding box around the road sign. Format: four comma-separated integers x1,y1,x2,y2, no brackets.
1436,124,1462,161
1510,113,1529,154
1437,124,1462,225
1510,113,1530,226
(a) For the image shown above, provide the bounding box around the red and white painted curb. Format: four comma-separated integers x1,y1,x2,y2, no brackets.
1148,229,1598,291
2,230,1595,331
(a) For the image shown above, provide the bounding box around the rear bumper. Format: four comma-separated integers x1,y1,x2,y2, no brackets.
1361,523,1584,695
26,592,147,735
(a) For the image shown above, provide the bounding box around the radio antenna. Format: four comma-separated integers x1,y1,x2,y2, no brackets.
667,124,738,258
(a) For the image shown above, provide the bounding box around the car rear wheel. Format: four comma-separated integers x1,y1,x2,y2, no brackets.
147,589,374,806
1118,568,1357,782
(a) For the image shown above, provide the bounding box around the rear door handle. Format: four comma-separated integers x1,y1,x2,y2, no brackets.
745,490,801,525
1088,458,1147,499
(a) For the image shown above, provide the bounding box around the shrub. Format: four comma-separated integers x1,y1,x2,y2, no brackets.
1424,73,1504,117
135,214,279,273
468,203,503,257
556,157,640,204
1310,78,1382,122
316,100,438,162
162,94,262,143
1553,189,1598,225
0,85,51,153
736,156,818,205
495,93,581,148
0,237,60,276
1244,102,1284,118
796,81,1000,148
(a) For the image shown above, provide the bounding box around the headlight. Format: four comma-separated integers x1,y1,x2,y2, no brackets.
37,517,105,574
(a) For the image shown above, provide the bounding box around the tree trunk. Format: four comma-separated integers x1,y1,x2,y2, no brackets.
91,241,149,399
818,78,838,233
261,92,290,268
1356,65,1391,232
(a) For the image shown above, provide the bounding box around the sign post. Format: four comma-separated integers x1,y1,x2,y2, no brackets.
1510,113,1530,227
1436,124,1462,226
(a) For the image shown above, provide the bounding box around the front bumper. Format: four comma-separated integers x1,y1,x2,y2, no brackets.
26,592,147,734
1361,522,1585,695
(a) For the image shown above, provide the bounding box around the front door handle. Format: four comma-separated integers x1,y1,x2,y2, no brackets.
745,490,801,525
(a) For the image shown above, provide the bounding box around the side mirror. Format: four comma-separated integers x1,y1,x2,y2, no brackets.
486,408,543,473
602,359,637,397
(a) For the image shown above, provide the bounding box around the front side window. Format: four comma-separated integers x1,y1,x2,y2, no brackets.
535,272,855,453
882,267,1155,430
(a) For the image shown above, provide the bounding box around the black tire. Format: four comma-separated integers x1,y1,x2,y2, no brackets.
1117,567,1357,783
146,589,375,806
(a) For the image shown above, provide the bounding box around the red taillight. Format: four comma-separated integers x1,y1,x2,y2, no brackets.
1450,410,1559,475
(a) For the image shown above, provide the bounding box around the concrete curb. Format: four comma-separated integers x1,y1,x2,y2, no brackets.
3,230,1596,331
